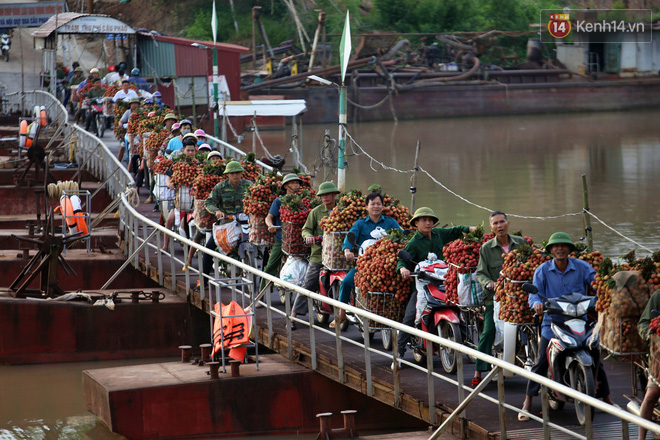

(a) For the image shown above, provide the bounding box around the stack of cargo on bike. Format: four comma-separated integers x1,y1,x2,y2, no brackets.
143,127,171,168
243,172,282,246
170,159,201,213
442,228,492,307
355,230,413,327
191,161,227,231
595,251,660,355
496,244,550,324
280,189,319,256
318,190,413,325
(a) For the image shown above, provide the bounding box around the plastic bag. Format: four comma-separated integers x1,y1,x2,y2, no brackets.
280,256,308,287
212,220,241,255
358,227,388,256
414,277,430,325
457,272,484,306
493,300,504,347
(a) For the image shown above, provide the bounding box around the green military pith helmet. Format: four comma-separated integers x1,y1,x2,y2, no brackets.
410,207,439,227
129,97,140,103
282,173,303,186
163,113,177,122
224,161,245,174
545,232,576,253
317,181,339,196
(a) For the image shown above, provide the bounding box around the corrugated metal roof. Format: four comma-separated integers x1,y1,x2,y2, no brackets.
31,12,87,38
31,13,134,38
144,33,249,55
138,38,176,78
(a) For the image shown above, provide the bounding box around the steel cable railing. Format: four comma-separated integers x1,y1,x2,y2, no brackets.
30,90,660,440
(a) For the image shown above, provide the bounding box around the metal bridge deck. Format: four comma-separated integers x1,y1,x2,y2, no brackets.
129,199,639,440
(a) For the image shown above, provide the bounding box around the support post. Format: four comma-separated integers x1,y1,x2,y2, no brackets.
191,76,196,125
337,85,347,192
582,174,593,250
410,140,420,212
212,46,219,139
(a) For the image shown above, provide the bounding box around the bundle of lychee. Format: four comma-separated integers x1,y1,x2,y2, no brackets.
190,161,227,200
169,159,202,188
496,245,551,323
381,195,413,229
240,152,261,182
151,157,172,175
242,172,282,217
354,229,414,321
442,226,486,304
127,108,148,135
320,190,366,233
281,189,320,255
319,191,412,233
144,127,171,152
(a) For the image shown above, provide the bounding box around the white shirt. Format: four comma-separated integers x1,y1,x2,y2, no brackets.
113,89,139,103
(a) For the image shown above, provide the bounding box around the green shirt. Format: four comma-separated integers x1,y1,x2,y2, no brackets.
86,87,106,99
638,288,660,340
69,75,85,86
204,179,252,220
301,203,331,264
396,226,471,273
475,234,527,305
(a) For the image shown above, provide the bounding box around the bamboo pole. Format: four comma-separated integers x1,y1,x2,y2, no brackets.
410,140,420,212
582,174,593,250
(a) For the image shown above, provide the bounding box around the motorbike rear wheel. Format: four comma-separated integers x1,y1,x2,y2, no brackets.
4,49,8,62
571,363,596,425
382,329,393,351
439,321,462,374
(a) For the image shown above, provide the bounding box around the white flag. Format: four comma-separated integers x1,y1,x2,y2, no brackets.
212,0,217,44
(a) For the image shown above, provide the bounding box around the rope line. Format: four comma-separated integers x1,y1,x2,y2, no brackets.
345,130,415,175
584,210,653,253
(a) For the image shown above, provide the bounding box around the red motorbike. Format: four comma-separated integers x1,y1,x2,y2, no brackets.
314,233,354,331
398,250,462,374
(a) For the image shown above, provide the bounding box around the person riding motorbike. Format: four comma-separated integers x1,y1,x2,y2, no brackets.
332,191,402,329
289,181,340,329
394,207,475,367
519,232,613,421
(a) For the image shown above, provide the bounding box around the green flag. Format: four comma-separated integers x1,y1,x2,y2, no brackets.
339,11,351,85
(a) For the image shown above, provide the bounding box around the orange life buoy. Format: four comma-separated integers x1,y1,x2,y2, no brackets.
19,120,27,148
56,195,78,231
40,106,47,127
25,122,38,148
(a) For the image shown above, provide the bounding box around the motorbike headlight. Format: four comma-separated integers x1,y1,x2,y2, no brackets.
557,301,574,315
576,299,591,316
551,322,577,347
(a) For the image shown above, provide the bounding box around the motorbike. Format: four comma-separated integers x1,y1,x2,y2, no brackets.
398,250,463,374
522,283,602,426
315,235,351,331
1,33,10,62
84,97,106,138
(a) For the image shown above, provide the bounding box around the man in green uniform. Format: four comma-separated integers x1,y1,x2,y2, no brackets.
471,210,526,386
290,181,340,329
394,207,476,368
637,287,660,440
199,161,252,289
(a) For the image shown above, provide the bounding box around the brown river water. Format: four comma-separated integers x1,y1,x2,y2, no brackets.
1,109,659,439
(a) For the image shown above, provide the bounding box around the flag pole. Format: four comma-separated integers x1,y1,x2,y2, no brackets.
212,1,220,139
337,11,351,192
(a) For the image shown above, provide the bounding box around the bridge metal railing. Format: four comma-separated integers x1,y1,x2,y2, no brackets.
31,90,660,440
